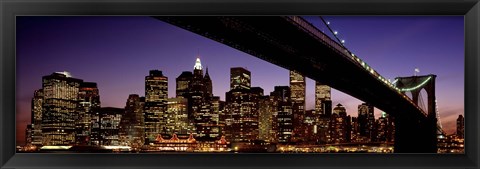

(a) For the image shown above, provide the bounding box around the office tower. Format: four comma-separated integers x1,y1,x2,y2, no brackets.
329,104,348,144
230,67,251,90
144,70,168,143
315,81,332,117
303,110,320,144
376,112,390,142
25,124,33,146
119,94,145,147
31,89,43,146
98,107,124,146
166,97,192,135
176,71,193,98
358,103,375,142
76,82,100,145
456,115,464,139
289,71,306,142
270,86,292,143
42,72,82,146
225,88,259,142
258,95,274,142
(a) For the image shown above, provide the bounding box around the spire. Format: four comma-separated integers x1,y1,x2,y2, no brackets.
194,57,202,70
204,67,210,78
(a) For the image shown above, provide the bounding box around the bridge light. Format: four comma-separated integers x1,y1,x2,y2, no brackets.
341,40,345,43
327,21,330,25
334,31,338,35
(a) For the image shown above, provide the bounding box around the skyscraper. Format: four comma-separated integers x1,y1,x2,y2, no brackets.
144,70,168,143
329,104,348,144
119,94,145,147
225,67,259,142
230,67,251,90
98,107,124,146
42,72,82,146
271,86,292,143
290,70,306,142
76,82,100,145
358,103,375,142
176,71,193,98
31,89,43,146
258,95,274,142
315,81,332,117
166,97,192,135
456,114,464,139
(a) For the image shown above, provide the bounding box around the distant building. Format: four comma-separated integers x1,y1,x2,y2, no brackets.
176,71,193,98
230,67,251,90
119,94,145,147
271,86,292,143
31,89,43,146
315,81,332,117
98,107,124,146
41,72,82,146
289,71,306,142
358,103,375,142
456,115,464,139
25,124,33,146
144,70,168,143
329,104,348,144
76,82,100,146
258,95,274,142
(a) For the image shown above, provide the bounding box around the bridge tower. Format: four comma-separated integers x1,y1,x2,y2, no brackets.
394,74,437,153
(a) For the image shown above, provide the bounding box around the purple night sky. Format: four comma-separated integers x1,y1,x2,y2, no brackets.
16,16,464,145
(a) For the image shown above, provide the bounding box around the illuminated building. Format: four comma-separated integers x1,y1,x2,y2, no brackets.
358,103,375,142
376,112,390,142
302,110,320,144
42,72,82,146
144,70,168,143
258,95,274,142
119,94,145,147
456,115,464,139
25,124,33,146
230,67,251,90
316,116,330,144
31,89,43,146
98,107,124,146
315,81,332,117
166,97,193,135
225,88,259,142
329,104,348,144
176,71,193,98
271,86,292,143
76,82,100,145
225,67,259,142
289,70,306,142
149,133,230,152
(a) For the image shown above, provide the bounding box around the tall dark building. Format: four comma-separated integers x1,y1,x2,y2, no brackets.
271,86,292,143
203,67,213,97
144,70,168,143
176,71,193,98
289,71,306,142
31,89,43,146
358,103,375,142
456,114,464,139
119,94,145,147
230,67,251,90
42,72,82,146
76,82,100,145
329,104,348,144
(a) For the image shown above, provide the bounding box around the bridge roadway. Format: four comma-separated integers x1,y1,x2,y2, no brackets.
154,16,437,153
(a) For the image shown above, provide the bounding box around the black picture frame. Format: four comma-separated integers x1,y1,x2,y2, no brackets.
1,0,479,168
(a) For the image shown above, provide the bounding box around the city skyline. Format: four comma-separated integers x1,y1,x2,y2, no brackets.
16,16,464,146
